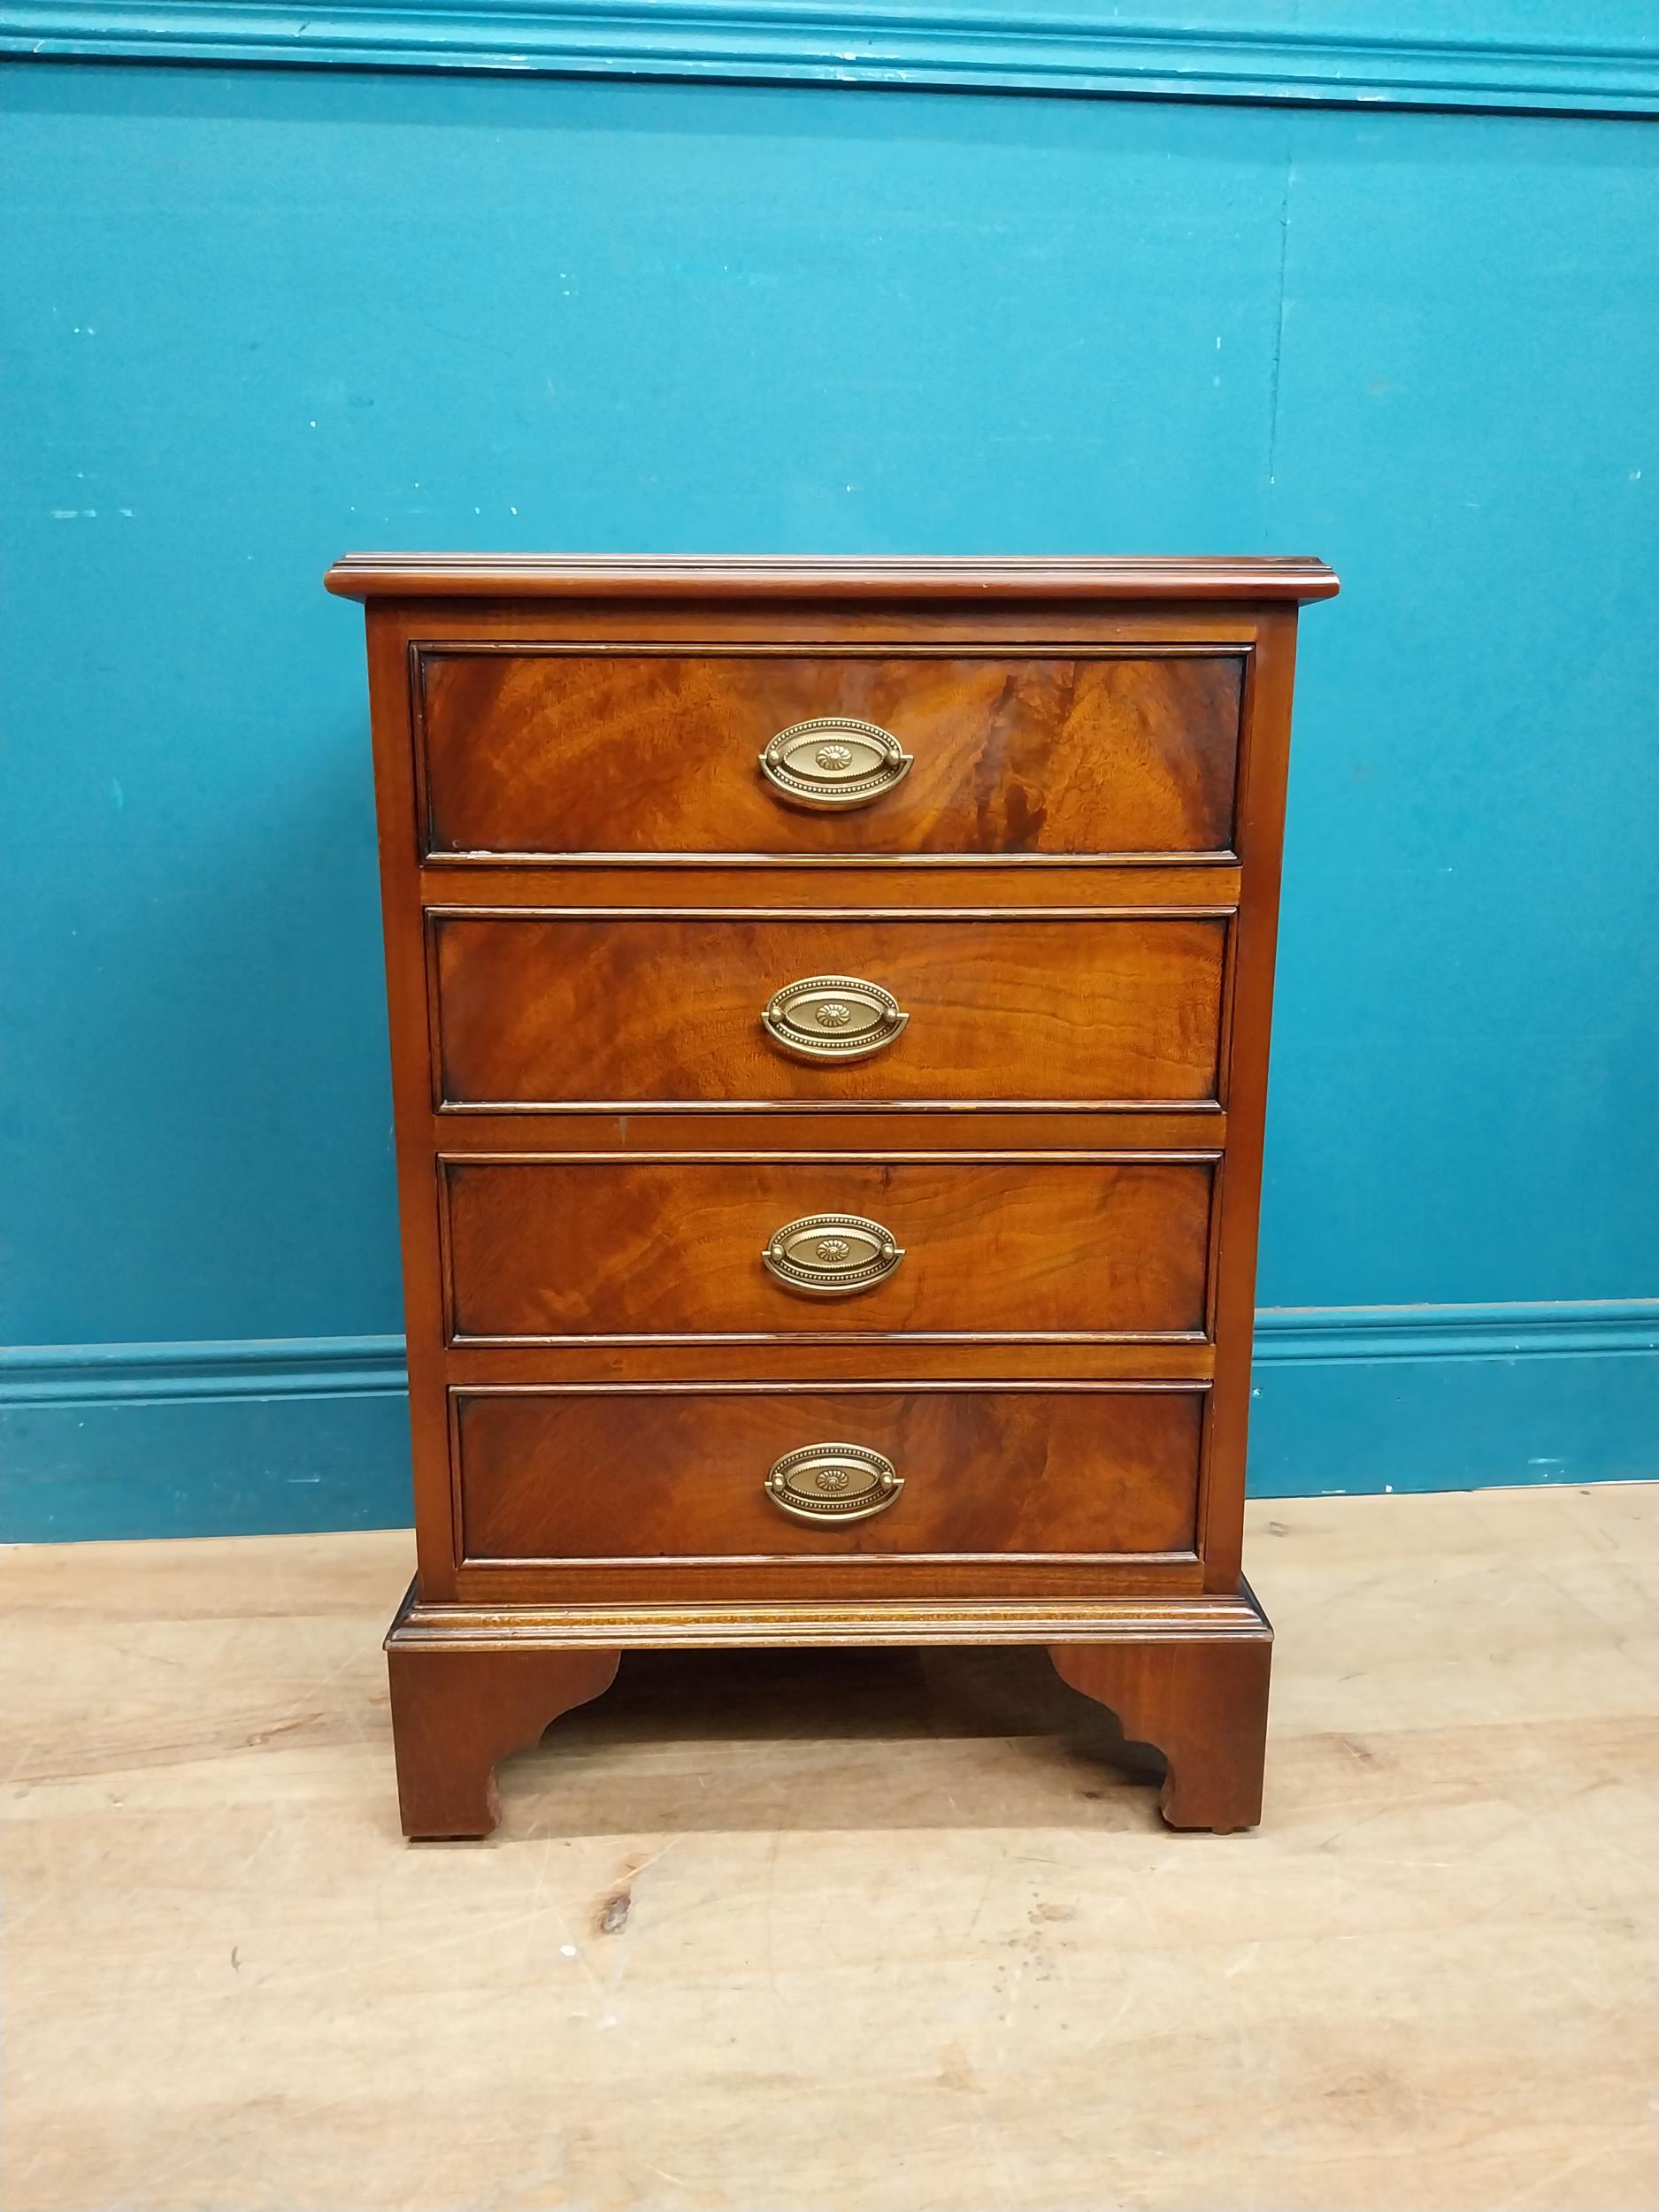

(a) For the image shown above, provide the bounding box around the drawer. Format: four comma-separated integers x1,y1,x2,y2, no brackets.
454,1386,1204,1561
442,1156,1214,1340
432,911,1226,1108
416,649,1242,859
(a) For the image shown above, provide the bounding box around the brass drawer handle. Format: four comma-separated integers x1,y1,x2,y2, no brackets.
766,1442,903,1525
761,974,909,1062
759,717,913,810
763,1212,904,1296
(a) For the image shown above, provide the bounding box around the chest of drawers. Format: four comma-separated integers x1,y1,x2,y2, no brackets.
326,553,1338,1838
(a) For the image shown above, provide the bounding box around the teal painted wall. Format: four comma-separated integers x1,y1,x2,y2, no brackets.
3,35,1656,1536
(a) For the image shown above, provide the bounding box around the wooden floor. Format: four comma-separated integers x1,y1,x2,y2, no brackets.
3,1485,1655,2212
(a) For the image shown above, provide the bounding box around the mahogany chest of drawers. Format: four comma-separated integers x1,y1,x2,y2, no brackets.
326,553,1338,1838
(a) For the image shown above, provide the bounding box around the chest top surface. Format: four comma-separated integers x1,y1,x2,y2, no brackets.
326,551,1340,602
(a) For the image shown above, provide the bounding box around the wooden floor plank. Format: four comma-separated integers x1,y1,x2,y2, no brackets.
3,1486,1655,2212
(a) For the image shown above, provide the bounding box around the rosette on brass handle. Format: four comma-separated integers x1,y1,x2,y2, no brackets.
765,1443,903,1525
760,974,909,1063
763,1213,904,1297
758,717,913,810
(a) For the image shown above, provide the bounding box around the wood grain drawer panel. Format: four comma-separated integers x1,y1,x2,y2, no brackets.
442,1156,1215,1341
417,649,1242,858
455,1386,1204,1562
431,912,1227,1108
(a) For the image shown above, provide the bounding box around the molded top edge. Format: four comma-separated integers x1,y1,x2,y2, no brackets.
324,553,1340,603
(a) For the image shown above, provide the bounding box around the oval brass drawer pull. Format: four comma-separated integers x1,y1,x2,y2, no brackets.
765,1442,903,1525
758,717,913,810
762,1212,904,1296
761,973,909,1062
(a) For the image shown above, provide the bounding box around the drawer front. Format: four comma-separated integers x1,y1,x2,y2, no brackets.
455,1386,1203,1561
443,1157,1214,1340
433,912,1226,1107
418,650,1242,858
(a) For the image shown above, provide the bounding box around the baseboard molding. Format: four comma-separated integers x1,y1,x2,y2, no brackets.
4,1302,1655,1540
0,1333,409,1405
1248,1299,1659,1498
1253,1299,1659,1364
0,1335,413,1543
3,1,1655,116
